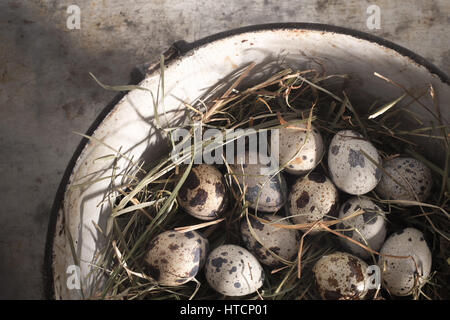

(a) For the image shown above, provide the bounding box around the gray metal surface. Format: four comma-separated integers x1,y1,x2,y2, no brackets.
0,0,448,299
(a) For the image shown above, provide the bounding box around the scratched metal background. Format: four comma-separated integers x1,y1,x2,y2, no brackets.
0,0,448,299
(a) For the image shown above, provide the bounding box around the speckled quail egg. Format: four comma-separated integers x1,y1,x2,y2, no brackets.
240,214,301,266
287,172,339,232
338,197,387,259
375,157,432,205
313,251,369,300
328,130,382,195
378,228,432,296
205,244,265,296
279,123,324,175
230,150,287,212
177,164,228,220
145,230,209,286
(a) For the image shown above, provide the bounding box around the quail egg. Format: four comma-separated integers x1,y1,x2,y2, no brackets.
338,197,387,259
378,228,432,296
230,150,287,212
328,130,382,195
178,164,228,220
205,244,265,296
144,230,209,286
241,214,300,266
287,172,339,232
313,251,369,300
375,157,432,205
279,123,324,175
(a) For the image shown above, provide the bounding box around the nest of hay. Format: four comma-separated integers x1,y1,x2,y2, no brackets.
71,59,449,300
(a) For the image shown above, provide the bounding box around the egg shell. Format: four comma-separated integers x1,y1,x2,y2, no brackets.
241,214,301,266
279,123,324,175
205,244,265,296
375,157,432,205
338,197,387,259
178,164,228,220
313,251,369,300
378,228,432,296
287,172,339,232
230,151,287,212
328,130,382,195
145,230,209,286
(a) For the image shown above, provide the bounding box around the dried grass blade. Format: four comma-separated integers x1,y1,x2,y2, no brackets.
174,218,225,233
73,131,147,175
89,72,161,129
368,93,406,119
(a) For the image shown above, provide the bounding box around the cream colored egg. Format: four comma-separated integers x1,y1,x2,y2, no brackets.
287,172,339,232
328,130,382,195
375,157,432,205
230,150,287,212
205,244,265,296
313,251,369,300
338,197,387,259
378,228,432,296
145,230,209,286
240,214,300,266
177,164,228,220
279,123,324,175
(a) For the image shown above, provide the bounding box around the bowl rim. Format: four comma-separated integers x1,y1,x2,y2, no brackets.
43,22,450,299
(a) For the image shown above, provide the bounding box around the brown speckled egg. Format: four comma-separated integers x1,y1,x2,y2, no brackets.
338,197,387,259
288,172,339,232
241,214,300,266
205,244,265,296
279,123,324,175
144,230,209,286
328,130,382,195
230,150,287,212
178,164,228,220
313,251,369,300
378,228,432,296
375,157,432,205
